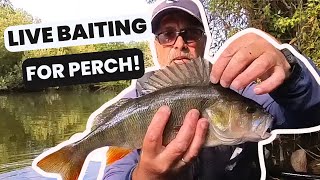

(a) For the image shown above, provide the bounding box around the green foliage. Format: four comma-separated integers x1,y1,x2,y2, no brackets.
0,6,32,90
93,80,131,92
260,0,320,67
23,44,98,60
0,61,23,90
209,0,320,67
0,4,154,91
0,7,31,74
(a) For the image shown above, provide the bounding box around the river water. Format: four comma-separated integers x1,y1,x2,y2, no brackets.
0,89,121,179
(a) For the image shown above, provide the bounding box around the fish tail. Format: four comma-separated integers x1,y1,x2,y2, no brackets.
37,145,87,180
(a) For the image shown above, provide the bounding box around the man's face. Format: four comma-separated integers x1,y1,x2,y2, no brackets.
154,11,206,67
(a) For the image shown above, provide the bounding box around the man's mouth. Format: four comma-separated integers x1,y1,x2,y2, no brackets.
171,56,190,64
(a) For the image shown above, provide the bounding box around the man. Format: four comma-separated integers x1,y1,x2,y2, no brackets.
103,0,320,179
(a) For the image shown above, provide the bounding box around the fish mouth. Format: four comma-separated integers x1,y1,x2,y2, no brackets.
261,117,273,139
251,116,273,140
210,116,273,144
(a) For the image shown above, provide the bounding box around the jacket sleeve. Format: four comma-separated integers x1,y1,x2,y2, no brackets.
103,149,140,180
239,49,320,129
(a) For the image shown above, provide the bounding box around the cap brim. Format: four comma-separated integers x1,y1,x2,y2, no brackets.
151,7,202,33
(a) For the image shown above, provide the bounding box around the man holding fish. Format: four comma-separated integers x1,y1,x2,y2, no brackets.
103,0,320,180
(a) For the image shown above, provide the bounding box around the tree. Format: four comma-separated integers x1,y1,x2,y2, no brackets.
0,6,33,72
0,6,33,89
208,0,320,67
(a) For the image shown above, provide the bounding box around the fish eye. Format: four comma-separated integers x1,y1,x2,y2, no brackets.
246,106,256,114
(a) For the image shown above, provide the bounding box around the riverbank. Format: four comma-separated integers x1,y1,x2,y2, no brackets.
0,89,120,174
0,80,131,95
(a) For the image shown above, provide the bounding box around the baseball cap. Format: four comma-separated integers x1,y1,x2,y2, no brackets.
151,0,203,33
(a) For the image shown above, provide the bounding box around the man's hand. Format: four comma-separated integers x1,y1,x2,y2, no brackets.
132,106,209,180
210,30,291,95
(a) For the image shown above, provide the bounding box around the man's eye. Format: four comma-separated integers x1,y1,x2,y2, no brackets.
191,29,203,36
163,31,176,38
186,29,202,37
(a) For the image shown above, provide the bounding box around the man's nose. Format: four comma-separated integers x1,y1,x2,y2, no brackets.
173,36,187,50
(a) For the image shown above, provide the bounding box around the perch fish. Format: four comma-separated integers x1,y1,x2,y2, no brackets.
35,58,273,180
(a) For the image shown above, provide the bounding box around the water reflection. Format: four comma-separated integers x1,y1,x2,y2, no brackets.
0,90,118,174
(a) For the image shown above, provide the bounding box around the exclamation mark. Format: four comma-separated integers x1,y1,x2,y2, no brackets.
134,55,140,70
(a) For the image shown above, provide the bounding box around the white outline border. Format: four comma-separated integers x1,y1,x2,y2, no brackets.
31,1,320,180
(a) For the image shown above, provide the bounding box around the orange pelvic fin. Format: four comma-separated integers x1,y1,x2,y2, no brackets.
106,147,132,165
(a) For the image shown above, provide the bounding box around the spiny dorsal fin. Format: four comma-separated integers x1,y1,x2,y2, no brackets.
137,58,212,95
91,98,130,130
